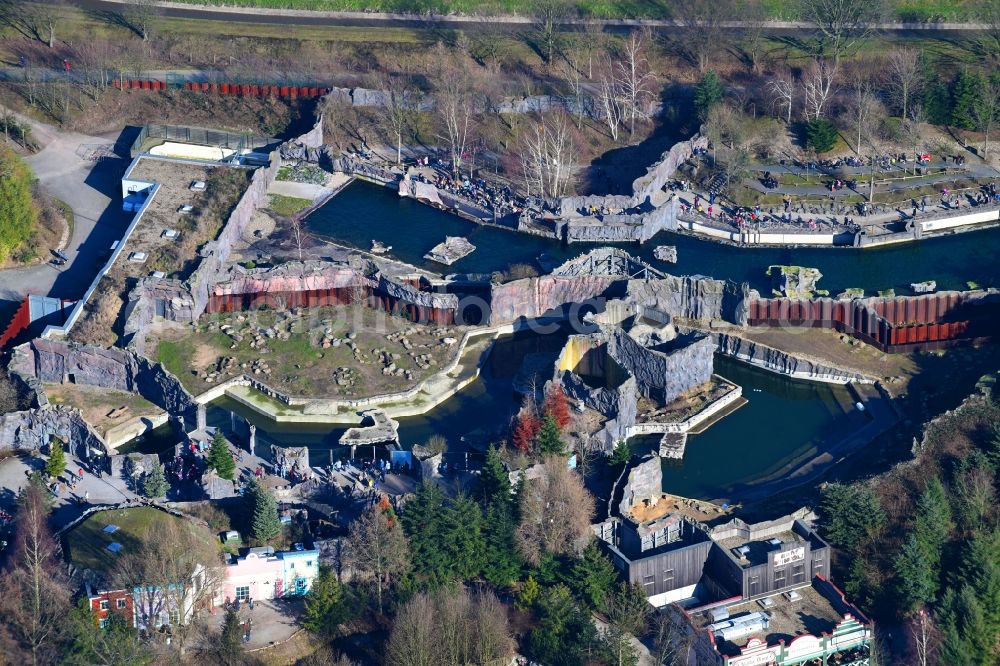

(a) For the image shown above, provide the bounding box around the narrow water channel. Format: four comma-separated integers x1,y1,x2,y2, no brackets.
307,180,1000,294
197,328,874,501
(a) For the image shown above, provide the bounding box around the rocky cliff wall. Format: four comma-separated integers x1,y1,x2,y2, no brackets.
10,339,198,428
627,276,749,325
0,405,108,457
609,327,714,404
713,333,875,384
488,275,620,324
618,455,662,518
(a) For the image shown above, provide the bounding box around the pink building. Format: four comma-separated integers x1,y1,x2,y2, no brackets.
216,546,319,606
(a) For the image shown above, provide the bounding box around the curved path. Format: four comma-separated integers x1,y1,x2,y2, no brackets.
0,115,132,303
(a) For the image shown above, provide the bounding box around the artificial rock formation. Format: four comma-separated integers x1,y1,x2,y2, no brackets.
0,405,107,458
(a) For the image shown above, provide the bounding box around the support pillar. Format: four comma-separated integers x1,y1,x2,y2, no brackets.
248,425,256,455
197,403,207,431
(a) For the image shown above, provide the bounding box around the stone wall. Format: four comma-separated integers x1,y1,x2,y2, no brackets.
713,333,876,384
122,278,196,355
631,134,708,206
10,339,198,429
0,405,108,458
608,328,715,404
627,275,750,325
488,275,620,324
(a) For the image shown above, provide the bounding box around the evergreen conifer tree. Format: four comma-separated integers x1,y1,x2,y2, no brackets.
207,431,236,480
45,439,66,479
0,147,39,263
480,444,512,508
141,463,170,498
219,608,243,664
694,70,724,119
951,69,985,130
400,481,449,588
439,493,486,581
483,500,522,588
535,415,565,455
572,539,619,610
250,482,281,543
302,565,348,638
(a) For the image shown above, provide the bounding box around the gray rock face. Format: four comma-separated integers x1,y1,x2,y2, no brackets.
608,328,714,405
618,455,662,518
10,340,197,428
627,276,750,325
713,333,874,384
0,405,107,457
654,246,678,263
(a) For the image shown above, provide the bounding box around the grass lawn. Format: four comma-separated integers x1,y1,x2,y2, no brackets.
64,507,202,575
166,0,977,21
269,194,314,217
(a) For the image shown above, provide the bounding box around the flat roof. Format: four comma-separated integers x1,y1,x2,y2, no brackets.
692,582,846,657
717,530,807,568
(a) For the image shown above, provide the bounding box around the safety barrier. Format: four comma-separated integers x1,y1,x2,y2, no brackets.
111,79,329,99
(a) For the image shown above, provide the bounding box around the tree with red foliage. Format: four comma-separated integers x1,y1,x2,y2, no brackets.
512,409,542,454
543,384,571,430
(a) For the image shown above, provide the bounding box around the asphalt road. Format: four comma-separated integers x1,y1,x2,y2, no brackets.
65,0,992,38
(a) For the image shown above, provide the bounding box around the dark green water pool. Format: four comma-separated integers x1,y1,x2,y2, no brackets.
307,180,1000,294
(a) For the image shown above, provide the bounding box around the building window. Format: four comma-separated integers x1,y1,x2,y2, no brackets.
643,575,655,589
99,618,108,629
99,600,109,611
169,609,180,625
663,568,674,584
117,599,127,610
306,560,313,568
235,586,250,602
792,565,806,582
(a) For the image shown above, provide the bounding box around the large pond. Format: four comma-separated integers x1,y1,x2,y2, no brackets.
307,180,1000,294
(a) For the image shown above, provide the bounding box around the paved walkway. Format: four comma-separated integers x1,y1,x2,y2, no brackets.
0,114,132,303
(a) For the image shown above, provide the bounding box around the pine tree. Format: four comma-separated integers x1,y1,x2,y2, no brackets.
400,481,449,589
914,477,952,567
207,431,236,481
819,483,885,551
955,529,1000,637
439,494,486,581
480,444,512,508
918,52,951,125
483,500,522,588
45,438,66,479
529,584,599,666
572,539,619,610
609,441,632,470
302,565,348,638
951,69,985,130
219,608,243,665
805,118,839,153
895,534,938,613
141,463,170,498
543,385,571,430
694,70,724,119
513,411,541,454
250,482,281,543
535,415,565,455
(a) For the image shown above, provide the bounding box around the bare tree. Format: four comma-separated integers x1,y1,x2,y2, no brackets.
737,1,770,73
0,486,71,666
112,520,223,657
386,587,514,666
974,0,1000,58
516,111,577,199
615,30,656,135
907,607,941,666
798,0,888,65
289,215,305,263
0,0,61,48
346,504,409,614
767,68,796,123
123,0,158,42
516,455,595,565
596,61,625,142
652,607,696,666
673,0,735,73
847,80,881,156
560,57,587,128
374,74,419,165
532,0,572,65
886,48,921,120
802,57,838,120
433,62,476,178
